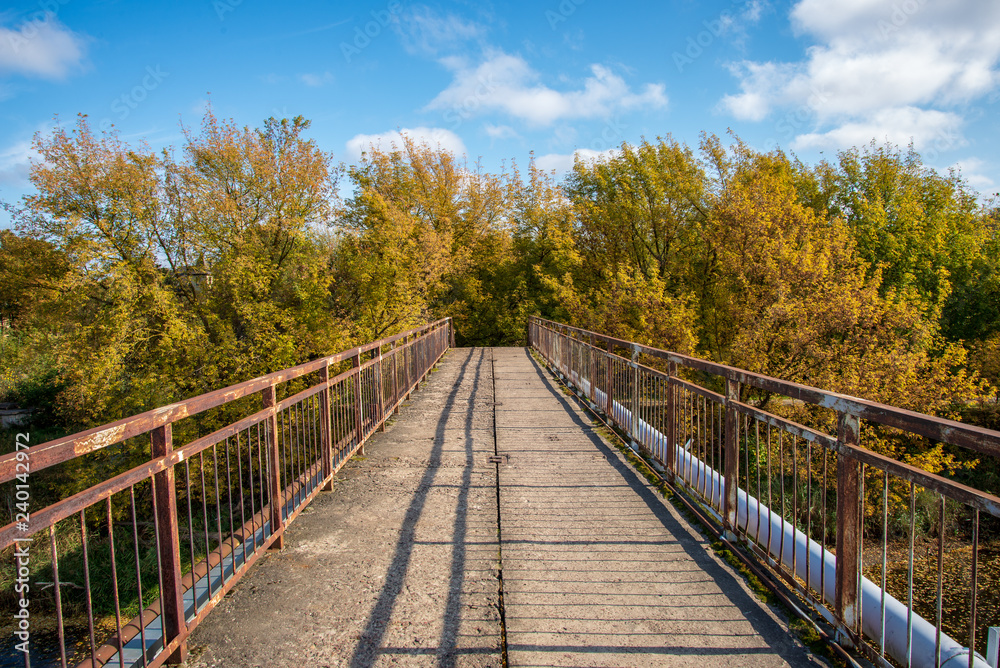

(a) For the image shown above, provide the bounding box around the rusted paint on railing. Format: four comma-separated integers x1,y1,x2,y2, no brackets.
835,412,862,639
0,319,452,483
724,379,740,535
528,317,1000,459
528,316,1000,667
3,317,454,668
151,423,187,664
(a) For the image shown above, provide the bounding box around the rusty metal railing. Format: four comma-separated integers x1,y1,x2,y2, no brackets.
1,317,454,668
529,316,1000,668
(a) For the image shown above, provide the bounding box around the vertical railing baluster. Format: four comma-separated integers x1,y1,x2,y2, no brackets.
49,524,67,668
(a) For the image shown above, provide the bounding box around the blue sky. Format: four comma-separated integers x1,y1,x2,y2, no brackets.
1,0,999,227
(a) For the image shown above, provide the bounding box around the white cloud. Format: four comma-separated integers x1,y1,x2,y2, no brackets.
741,0,767,23
720,61,793,121
191,99,210,116
426,51,667,126
949,158,996,193
345,127,467,162
722,1,1000,152
395,6,482,56
483,123,519,140
0,17,87,79
535,148,617,175
0,134,39,188
712,0,770,49
299,72,334,87
791,107,963,152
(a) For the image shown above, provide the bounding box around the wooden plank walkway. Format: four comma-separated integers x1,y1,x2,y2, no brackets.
188,348,822,667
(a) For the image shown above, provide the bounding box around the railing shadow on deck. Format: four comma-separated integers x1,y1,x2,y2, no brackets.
0,318,455,668
348,347,489,668
529,317,1000,668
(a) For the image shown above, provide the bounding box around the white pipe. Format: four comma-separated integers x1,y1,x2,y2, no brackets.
558,366,988,668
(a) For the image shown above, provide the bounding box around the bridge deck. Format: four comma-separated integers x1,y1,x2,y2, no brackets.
188,348,821,667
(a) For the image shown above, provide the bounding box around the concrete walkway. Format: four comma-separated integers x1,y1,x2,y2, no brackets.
187,348,822,668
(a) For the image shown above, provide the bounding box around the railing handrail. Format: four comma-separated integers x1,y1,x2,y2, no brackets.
2,316,454,667
529,316,1000,458
0,317,452,483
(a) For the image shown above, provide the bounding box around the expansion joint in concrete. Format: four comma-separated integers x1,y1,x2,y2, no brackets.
491,348,509,667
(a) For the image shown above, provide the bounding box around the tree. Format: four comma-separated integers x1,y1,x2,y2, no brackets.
833,141,986,321
3,110,342,429
556,137,706,352
333,136,521,344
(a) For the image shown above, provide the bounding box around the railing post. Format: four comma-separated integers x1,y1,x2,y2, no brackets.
419,336,425,384
723,379,740,536
561,327,568,376
588,334,596,406
404,335,412,401
262,384,284,550
352,351,365,455
605,341,614,419
151,424,186,664
554,327,561,376
392,346,400,415
450,317,456,348
665,362,677,480
375,345,386,432
836,412,862,640
630,345,641,451
319,361,333,491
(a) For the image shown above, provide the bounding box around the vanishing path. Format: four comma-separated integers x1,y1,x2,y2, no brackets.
188,348,822,667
